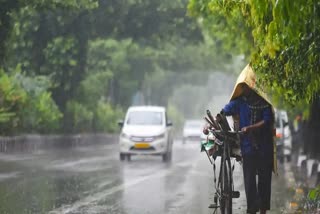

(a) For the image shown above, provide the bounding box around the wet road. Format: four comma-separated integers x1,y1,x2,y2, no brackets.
0,139,290,214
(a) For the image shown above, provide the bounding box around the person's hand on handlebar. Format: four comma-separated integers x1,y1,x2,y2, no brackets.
241,120,266,133
215,113,222,123
241,126,251,133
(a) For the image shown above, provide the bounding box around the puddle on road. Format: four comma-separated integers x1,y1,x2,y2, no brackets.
0,170,110,214
0,149,123,214
47,157,114,172
0,144,299,214
0,171,21,181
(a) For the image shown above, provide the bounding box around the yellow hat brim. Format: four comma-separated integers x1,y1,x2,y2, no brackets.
230,64,272,106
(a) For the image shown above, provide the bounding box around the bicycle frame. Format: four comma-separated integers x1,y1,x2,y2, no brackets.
204,111,241,214
220,130,234,214
209,129,234,214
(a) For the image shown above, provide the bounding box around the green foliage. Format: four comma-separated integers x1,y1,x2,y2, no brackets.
42,36,79,84
167,103,184,133
1,0,234,135
65,99,123,133
0,70,27,134
86,38,156,107
65,101,94,133
308,185,320,201
14,70,62,133
2,68,62,133
93,101,123,133
188,0,320,105
0,112,15,123
188,0,253,57
21,91,62,133
250,0,320,105
153,40,228,72
92,0,203,43
41,34,88,111
28,0,99,10
295,185,320,212
43,36,78,70
0,0,98,67
0,69,61,134
188,0,320,159
34,92,61,130
78,71,112,109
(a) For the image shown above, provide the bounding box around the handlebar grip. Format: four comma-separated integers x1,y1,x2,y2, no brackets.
206,110,218,128
206,109,213,118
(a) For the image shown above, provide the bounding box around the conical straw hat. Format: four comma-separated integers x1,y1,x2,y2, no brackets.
230,64,272,106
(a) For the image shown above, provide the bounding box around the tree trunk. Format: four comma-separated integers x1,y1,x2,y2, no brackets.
0,1,19,67
304,94,320,160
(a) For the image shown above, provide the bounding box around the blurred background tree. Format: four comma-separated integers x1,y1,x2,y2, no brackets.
1,0,239,135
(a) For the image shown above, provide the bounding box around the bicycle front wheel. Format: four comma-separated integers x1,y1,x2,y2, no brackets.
220,157,232,214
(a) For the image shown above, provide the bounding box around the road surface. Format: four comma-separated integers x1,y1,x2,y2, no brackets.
0,139,290,214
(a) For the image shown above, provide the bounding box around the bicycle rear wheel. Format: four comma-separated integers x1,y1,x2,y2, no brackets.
219,157,232,214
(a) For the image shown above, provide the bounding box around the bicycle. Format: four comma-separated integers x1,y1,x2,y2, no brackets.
201,110,243,214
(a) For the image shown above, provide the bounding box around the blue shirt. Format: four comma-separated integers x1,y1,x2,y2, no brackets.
222,97,273,157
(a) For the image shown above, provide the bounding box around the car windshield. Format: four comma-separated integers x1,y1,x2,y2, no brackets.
126,111,163,125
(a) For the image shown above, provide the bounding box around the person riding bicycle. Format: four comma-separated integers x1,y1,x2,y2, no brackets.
204,65,275,214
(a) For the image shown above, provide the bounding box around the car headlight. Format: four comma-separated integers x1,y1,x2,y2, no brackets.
154,133,165,140
120,133,130,139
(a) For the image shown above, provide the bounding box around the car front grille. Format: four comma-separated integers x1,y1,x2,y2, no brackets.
130,136,154,142
130,146,156,151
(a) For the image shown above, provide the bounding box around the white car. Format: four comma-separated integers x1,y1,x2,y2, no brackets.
118,106,173,162
182,120,205,144
275,109,292,163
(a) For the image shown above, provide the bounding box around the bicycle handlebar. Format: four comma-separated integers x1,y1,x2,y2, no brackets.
206,110,215,123
228,130,244,134
208,129,244,135
206,109,219,129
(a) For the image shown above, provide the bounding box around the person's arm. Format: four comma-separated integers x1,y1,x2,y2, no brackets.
221,99,239,116
204,99,241,133
241,120,265,132
241,106,272,133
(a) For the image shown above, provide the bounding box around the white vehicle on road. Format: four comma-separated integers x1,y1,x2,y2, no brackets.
182,120,205,144
118,106,173,162
275,109,292,163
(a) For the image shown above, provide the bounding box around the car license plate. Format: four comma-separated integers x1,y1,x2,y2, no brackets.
134,143,150,149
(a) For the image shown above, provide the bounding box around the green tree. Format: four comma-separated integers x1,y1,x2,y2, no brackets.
0,67,61,134
1,0,234,135
93,101,123,133
16,73,62,133
65,100,93,133
85,38,157,107
188,0,320,158
188,0,320,103
0,70,27,134
0,0,97,68
42,36,82,111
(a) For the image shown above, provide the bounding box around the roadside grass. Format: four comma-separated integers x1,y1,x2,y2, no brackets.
288,185,320,213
